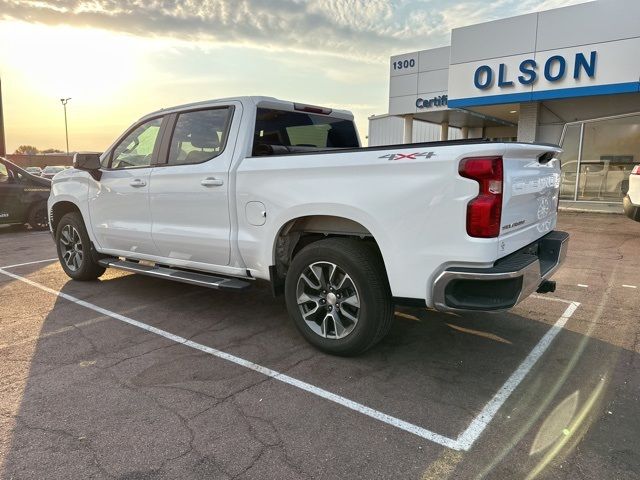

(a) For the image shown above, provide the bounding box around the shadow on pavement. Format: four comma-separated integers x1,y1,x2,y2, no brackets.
1,266,638,479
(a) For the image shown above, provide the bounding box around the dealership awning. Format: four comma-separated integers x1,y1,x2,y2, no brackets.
413,107,517,129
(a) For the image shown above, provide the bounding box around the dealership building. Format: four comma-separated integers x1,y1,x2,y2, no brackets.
369,0,640,207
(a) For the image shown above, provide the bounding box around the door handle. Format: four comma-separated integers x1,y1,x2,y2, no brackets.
201,177,224,187
130,179,146,187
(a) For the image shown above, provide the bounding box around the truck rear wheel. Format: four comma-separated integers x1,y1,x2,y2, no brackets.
55,212,106,281
284,238,394,356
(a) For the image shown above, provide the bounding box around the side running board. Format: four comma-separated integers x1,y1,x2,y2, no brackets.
98,258,251,291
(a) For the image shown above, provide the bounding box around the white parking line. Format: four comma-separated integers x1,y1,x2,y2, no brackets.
0,264,581,451
622,284,637,289
577,284,589,288
0,258,58,270
455,301,579,450
0,266,459,450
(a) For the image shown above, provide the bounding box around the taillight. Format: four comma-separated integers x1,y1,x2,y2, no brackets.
632,165,640,175
459,156,503,238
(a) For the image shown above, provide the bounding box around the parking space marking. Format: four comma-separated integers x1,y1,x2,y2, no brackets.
455,301,579,450
0,264,581,451
0,266,460,450
0,258,58,270
622,284,637,289
577,284,589,288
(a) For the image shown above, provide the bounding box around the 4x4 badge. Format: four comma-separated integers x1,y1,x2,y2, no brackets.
379,151,436,161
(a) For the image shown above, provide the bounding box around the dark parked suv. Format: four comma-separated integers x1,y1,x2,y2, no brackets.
0,157,51,230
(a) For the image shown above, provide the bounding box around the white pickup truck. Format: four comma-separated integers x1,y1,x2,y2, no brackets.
48,96,568,355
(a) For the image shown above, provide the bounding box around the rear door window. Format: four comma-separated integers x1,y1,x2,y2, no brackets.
166,108,233,166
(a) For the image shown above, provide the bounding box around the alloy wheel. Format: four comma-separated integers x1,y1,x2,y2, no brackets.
59,224,83,271
296,261,361,339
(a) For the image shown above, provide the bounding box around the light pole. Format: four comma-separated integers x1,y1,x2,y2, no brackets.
60,97,71,154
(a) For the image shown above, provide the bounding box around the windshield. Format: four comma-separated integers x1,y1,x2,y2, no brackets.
0,158,29,179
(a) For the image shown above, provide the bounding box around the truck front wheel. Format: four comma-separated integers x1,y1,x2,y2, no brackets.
55,212,106,281
284,238,394,356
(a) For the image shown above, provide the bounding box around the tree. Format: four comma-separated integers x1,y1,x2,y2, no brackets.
14,145,39,155
12,146,65,155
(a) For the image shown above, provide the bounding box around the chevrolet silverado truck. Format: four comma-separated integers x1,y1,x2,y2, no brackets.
48,96,568,355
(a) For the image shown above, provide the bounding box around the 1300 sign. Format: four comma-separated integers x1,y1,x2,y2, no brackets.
392,59,415,70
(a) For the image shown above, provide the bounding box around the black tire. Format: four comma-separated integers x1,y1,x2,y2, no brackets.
27,202,49,230
55,212,106,281
284,238,394,356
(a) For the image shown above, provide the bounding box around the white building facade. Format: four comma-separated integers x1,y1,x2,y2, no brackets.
370,0,640,205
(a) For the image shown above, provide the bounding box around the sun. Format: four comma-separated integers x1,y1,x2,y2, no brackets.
0,21,143,103
0,20,169,150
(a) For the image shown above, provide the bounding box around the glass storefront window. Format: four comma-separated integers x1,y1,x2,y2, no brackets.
559,124,581,200
560,113,640,202
578,115,640,201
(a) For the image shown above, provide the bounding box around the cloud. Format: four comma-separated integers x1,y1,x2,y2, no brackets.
0,0,590,63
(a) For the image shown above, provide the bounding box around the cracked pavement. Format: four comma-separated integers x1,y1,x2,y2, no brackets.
0,212,639,479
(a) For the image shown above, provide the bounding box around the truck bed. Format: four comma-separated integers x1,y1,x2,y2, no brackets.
252,138,560,157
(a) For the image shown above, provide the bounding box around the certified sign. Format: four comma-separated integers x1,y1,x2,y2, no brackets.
416,95,448,109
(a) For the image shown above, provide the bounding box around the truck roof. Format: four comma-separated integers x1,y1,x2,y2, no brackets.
140,96,354,121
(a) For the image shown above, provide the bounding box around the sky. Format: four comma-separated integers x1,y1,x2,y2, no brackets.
0,0,589,153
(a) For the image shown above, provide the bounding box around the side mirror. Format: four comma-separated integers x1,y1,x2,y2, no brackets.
73,152,102,181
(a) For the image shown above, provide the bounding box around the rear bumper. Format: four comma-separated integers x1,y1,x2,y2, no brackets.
432,230,569,312
623,195,640,222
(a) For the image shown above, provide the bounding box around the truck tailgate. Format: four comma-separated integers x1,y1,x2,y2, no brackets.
499,144,562,257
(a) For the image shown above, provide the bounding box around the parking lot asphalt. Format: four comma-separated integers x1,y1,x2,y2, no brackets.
0,212,639,480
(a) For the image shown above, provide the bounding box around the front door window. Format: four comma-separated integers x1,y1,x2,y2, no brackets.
111,117,162,169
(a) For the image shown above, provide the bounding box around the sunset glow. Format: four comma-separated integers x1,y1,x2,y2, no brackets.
0,0,587,152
